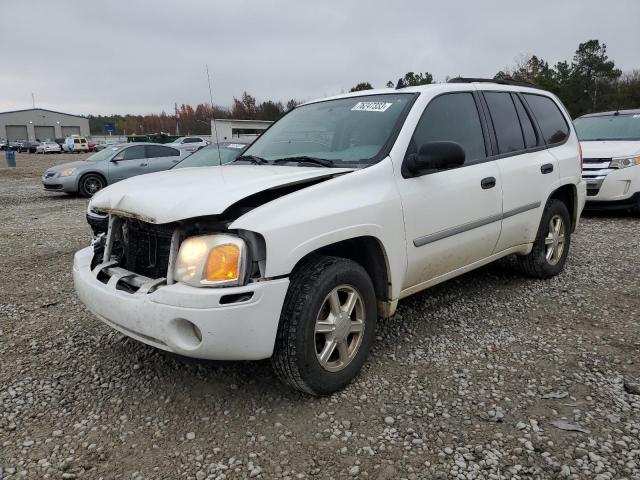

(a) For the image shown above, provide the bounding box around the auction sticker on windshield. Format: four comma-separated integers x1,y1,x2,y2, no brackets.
351,102,393,112
227,144,246,149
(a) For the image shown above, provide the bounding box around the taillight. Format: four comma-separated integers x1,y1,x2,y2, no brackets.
578,143,583,171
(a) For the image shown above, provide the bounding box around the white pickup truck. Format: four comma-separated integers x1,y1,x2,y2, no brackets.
574,109,640,215
74,79,586,395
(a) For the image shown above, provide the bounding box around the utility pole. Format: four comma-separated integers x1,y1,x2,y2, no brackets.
31,93,35,108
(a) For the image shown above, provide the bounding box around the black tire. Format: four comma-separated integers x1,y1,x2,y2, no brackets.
78,173,105,198
517,199,571,279
271,256,377,396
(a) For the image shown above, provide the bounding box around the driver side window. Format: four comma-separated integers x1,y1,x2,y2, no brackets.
114,145,146,161
409,93,487,164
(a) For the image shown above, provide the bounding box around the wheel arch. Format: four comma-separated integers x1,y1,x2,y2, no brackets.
547,183,578,232
289,235,395,318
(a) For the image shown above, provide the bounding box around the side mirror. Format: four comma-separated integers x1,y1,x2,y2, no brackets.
402,141,465,178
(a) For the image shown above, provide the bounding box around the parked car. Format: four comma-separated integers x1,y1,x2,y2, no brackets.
88,142,96,152
54,138,66,150
75,79,585,395
172,141,250,169
166,136,209,152
36,141,62,154
62,136,89,153
42,143,186,197
574,109,640,215
19,141,41,153
94,140,120,151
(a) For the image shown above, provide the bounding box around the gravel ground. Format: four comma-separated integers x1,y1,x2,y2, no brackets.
0,153,639,480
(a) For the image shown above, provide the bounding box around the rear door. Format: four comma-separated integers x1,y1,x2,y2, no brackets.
481,90,561,251
145,145,182,173
397,91,503,290
107,145,149,182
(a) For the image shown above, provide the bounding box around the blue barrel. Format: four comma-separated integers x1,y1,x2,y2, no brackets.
5,149,16,167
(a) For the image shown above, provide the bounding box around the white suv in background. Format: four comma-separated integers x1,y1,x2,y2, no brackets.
74,79,585,395
167,136,209,152
574,109,640,215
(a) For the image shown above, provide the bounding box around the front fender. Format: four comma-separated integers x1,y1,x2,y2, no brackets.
229,160,407,300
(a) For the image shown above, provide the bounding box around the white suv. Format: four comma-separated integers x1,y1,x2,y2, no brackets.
574,109,640,215
74,79,586,395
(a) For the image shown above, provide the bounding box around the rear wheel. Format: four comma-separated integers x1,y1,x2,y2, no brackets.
271,256,377,396
517,199,571,279
79,173,105,197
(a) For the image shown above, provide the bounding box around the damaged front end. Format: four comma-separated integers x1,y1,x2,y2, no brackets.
90,213,266,295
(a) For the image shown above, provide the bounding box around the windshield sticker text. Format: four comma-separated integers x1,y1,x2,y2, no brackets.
227,144,246,149
351,102,393,113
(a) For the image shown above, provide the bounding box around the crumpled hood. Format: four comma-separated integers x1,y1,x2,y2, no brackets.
90,164,353,224
581,140,640,159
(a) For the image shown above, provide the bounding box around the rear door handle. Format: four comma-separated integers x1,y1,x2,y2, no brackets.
140,162,148,167
541,163,554,174
481,177,496,189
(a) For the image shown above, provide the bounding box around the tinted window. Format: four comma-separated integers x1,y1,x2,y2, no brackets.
74,139,80,144
120,145,146,160
410,93,486,163
184,137,200,143
523,94,569,144
146,145,180,158
484,92,525,154
513,95,538,148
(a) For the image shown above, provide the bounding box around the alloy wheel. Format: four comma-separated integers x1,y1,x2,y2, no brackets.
314,285,365,372
545,214,566,265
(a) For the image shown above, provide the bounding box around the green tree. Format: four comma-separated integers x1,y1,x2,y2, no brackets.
350,82,373,92
403,71,433,86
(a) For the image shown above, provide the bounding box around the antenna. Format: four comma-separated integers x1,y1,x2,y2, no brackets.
206,64,222,164
31,93,35,108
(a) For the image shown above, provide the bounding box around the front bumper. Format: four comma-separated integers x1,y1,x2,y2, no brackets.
583,165,640,202
42,173,78,192
585,192,640,211
73,246,289,360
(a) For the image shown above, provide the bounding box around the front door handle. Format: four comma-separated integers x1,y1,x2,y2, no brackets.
140,162,148,167
481,177,496,189
541,163,554,174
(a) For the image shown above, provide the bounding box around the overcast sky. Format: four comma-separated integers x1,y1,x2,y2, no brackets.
1,0,638,116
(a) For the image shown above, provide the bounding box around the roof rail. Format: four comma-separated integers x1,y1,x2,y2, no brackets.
448,77,543,90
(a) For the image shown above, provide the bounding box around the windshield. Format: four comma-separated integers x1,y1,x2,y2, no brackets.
173,143,247,169
240,93,415,167
574,114,640,141
86,146,122,162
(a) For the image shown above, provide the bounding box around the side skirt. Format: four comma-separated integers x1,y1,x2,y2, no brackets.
398,243,533,300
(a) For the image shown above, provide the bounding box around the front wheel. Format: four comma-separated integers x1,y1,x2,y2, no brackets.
79,173,105,197
271,256,377,396
517,199,571,278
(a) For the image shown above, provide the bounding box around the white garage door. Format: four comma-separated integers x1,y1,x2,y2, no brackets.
6,125,28,141
34,126,55,141
61,126,81,137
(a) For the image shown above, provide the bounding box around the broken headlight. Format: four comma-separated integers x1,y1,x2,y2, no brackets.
174,234,247,287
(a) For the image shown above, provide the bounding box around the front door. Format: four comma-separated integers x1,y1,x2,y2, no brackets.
397,92,503,291
108,145,149,183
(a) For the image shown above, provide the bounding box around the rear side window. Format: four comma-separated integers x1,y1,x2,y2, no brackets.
74,139,80,144
523,94,569,145
513,95,538,148
146,145,180,158
484,92,524,154
184,137,200,143
410,92,486,163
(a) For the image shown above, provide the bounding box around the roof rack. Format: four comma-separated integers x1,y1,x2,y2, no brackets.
448,77,543,90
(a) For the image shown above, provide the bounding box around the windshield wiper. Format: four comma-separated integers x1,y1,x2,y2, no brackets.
272,156,335,167
233,155,269,165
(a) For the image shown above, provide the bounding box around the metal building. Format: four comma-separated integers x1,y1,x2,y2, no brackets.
0,108,90,141
211,119,272,141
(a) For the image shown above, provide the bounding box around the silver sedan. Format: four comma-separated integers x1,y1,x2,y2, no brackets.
42,143,188,197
